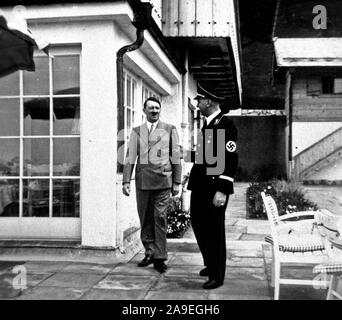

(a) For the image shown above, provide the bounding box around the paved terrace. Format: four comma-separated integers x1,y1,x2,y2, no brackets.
0,183,329,300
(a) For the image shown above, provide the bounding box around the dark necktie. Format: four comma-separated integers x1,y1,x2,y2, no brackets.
201,119,208,132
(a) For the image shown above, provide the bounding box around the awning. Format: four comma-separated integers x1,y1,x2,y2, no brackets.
274,38,342,67
0,10,49,78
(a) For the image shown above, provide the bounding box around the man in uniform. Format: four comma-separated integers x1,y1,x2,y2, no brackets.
187,83,238,289
123,97,182,273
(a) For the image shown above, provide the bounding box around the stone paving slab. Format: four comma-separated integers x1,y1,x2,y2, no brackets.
208,293,271,300
0,272,53,288
0,286,23,299
228,248,264,258
279,286,327,300
37,272,105,289
226,226,248,233
94,275,158,291
239,234,268,242
23,261,72,273
129,253,175,265
226,219,238,226
151,277,207,292
168,253,204,266
110,263,161,277
81,289,147,300
208,279,270,296
60,263,114,275
226,233,242,241
16,286,87,300
227,257,265,268
145,290,209,300
225,267,267,281
167,242,199,253
0,261,25,273
163,265,205,278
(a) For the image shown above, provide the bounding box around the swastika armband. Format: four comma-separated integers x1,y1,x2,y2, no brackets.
226,141,237,152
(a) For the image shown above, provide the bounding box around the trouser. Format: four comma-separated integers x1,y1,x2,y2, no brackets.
190,189,228,283
136,188,170,260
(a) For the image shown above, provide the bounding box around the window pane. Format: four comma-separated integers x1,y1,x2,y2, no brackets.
23,57,49,95
53,179,80,217
53,56,80,95
0,72,19,96
0,179,19,217
334,78,342,94
127,109,131,132
132,80,136,109
23,138,50,176
0,99,20,136
24,98,49,136
53,97,80,135
23,179,49,217
0,139,20,176
126,76,131,107
53,138,80,176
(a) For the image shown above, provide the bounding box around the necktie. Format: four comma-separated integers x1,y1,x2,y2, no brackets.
201,119,208,132
149,123,154,135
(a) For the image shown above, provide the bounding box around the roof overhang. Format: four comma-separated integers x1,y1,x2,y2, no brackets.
274,37,342,67
176,37,241,109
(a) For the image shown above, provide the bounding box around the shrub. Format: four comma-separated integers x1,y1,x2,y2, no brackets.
246,179,318,219
167,174,191,238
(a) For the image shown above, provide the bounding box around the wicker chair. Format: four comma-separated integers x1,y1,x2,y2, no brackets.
261,192,328,300
313,210,342,300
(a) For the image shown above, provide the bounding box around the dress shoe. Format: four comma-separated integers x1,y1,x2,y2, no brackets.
138,256,154,267
202,279,223,290
153,260,167,273
199,267,209,277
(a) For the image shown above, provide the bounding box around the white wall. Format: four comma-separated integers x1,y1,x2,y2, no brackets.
292,122,342,156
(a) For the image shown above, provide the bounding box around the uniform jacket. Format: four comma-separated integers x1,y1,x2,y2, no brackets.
123,121,182,190
187,111,238,195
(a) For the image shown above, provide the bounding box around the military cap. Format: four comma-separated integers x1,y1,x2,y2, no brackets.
194,83,225,103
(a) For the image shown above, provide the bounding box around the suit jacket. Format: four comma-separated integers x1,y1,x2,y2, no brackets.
187,112,238,195
123,121,182,190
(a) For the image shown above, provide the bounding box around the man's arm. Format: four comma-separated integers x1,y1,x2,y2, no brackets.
122,129,138,196
170,126,182,196
216,118,238,195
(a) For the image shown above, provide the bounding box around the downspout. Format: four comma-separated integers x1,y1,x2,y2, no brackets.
288,71,293,180
116,3,152,250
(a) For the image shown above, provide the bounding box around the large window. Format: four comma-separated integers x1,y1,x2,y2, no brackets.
0,49,80,218
123,71,137,143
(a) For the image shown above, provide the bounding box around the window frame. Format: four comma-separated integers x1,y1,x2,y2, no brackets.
0,47,81,218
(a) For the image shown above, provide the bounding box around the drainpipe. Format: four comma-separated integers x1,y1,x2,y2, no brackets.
116,3,152,250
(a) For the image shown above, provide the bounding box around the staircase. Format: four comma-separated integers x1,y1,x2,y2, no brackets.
293,127,342,184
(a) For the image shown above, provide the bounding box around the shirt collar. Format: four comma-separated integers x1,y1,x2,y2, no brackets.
146,120,159,131
206,109,221,125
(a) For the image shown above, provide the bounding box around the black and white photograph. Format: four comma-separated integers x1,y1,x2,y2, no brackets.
0,0,342,304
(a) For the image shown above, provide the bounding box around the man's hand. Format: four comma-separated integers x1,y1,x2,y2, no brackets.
213,191,228,208
122,183,131,197
172,183,180,197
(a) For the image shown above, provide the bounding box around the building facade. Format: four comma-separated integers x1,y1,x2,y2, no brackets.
0,0,241,252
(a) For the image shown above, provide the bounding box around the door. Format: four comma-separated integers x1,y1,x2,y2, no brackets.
0,47,81,240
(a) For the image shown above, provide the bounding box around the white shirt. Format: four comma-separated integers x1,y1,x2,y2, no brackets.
206,109,221,126
146,120,159,134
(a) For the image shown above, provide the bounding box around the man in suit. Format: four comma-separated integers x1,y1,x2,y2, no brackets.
187,83,238,289
122,97,182,273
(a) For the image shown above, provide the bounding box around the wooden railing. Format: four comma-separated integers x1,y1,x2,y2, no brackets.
293,126,342,180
